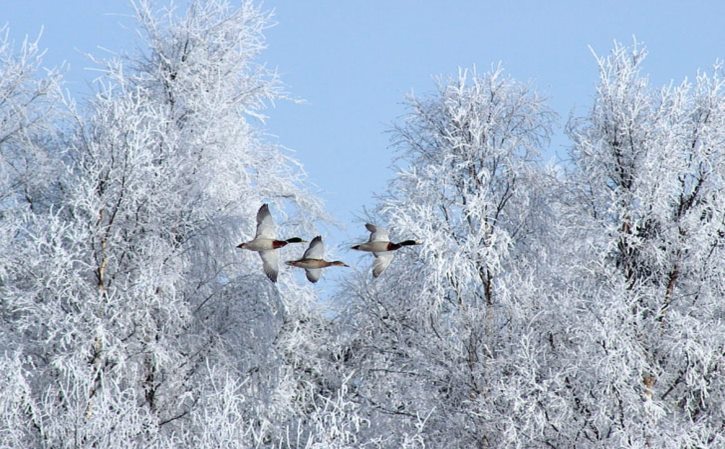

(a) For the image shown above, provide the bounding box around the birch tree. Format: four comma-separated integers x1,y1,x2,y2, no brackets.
0,1,364,447
553,41,725,448
339,66,558,448
0,25,64,213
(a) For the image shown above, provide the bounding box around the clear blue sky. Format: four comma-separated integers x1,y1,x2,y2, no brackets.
5,1,725,247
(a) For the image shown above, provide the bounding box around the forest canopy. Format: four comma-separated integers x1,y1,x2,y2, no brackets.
1,2,723,448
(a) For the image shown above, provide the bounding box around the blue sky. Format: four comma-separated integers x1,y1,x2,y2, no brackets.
5,1,725,250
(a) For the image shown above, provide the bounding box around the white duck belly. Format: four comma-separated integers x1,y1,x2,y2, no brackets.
241,238,277,251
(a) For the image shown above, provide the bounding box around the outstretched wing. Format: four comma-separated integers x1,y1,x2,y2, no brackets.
255,204,276,239
258,250,279,282
372,252,394,278
365,223,390,242
304,236,324,259
305,268,322,283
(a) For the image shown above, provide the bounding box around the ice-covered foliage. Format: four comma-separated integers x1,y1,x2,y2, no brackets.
554,41,725,448
0,25,64,213
338,45,725,448
338,66,560,448
2,4,724,447
0,1,363,447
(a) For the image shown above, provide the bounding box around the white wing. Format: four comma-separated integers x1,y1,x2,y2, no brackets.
259,250,279,282
372,252,394,278
304,236,324,259
255,204,276,239
366,223,389,242
305,268,322,283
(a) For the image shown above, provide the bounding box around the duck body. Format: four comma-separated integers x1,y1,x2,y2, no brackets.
285,236,349,283
236,204,306,282
351,240,418,252
286,259,348,270
238,237,304,251
351,223,420,277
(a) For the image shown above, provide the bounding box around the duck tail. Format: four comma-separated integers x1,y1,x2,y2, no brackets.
398,240,420,246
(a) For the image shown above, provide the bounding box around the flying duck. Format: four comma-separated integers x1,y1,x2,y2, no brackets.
286,235,349,283
237,204,306,282
351,223,420,277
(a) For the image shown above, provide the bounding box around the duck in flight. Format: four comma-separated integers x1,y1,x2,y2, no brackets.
237,204,306,282
351,223,420,277
286,236,349,283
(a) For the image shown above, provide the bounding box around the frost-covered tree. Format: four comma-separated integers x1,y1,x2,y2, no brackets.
0,23,66,365
4,5,724,447
0,1,365,447
340,45,725,449
0,25,65,448
551,41,725,448
338,66,558,448
0,25,64,220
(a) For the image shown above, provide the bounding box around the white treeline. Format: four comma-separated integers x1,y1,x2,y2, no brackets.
1,1,723,448
337,46,725,447
339,66,559,448
0,1,362,448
